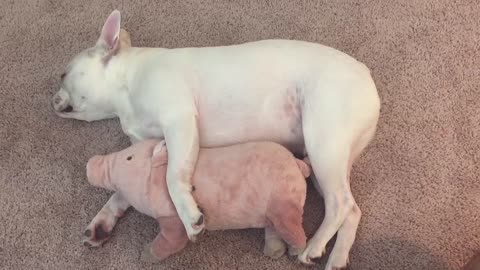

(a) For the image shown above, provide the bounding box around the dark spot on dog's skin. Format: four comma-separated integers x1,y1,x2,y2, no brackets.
283,86,304,138
60,72,66,81
290,122,303,137
84,229,92,237
127,156,132,161
94,225,110,240
83,241,92,247
81,96,86,100
192,185,196,192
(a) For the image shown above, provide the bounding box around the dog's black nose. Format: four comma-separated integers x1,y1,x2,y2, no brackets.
62,105,73,113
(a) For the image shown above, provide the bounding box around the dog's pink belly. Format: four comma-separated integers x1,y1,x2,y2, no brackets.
200,122,301,148
194,75,305,151
196,104,304,154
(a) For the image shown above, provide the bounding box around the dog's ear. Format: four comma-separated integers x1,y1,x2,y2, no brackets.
96,10,121,53
119,28,132,49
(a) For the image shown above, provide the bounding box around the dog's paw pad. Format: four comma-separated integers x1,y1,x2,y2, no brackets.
81,224,112,248
84,229,92,237
94,225,110,240
194,214,204,227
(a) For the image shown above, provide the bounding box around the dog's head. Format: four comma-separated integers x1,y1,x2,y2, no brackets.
52,10,131,122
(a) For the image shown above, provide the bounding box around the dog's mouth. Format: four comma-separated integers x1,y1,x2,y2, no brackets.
62,105,74,113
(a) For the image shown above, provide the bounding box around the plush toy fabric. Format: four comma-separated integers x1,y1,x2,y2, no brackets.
86,139,311,262
464,252,480,270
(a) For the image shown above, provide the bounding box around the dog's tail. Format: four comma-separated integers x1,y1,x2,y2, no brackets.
295,156,312,178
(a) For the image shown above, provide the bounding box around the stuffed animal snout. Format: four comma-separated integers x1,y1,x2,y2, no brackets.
86,155,108,189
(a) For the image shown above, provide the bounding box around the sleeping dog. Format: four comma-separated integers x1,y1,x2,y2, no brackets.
52,10,380,270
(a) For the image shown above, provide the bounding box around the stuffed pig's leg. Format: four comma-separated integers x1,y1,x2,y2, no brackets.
263,226,287,259
267,200,307,257
141,216,189,263
82,193,130,247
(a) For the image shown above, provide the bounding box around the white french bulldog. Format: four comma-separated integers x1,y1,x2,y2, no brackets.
52,10,380,269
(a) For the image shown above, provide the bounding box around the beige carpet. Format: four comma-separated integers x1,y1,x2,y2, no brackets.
1,0,479,269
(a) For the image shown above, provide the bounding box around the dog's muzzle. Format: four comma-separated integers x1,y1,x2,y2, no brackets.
52,90,73,113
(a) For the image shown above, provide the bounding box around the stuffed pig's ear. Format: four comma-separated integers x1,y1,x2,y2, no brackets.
152,140,168,167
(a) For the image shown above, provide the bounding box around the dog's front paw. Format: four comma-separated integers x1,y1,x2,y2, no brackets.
287,245,305,257
187,214,205,242
298,244,325,265
81,209,119,247
179,207,205,242
183,209,205,242
82,222,112,247
174,198,206,242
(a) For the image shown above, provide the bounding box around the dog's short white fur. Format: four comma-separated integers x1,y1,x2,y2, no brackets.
53,10,380,269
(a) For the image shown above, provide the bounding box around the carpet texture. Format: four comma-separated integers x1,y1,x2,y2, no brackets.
1,0,479,269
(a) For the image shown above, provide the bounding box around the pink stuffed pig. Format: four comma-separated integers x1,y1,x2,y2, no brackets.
85,139,311,262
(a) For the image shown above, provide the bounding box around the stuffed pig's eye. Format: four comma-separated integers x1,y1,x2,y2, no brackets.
127,156,132,161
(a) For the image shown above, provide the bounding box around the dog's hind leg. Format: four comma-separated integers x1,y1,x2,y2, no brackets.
298,137,355,268
324,122,377,269
298,69,379,269
82,192,130,247
297,98,364,269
